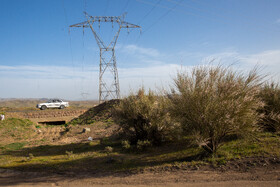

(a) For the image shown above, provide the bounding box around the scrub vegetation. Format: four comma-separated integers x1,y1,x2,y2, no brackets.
0,64,279,176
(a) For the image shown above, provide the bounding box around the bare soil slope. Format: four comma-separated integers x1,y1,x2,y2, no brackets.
69,99,120,125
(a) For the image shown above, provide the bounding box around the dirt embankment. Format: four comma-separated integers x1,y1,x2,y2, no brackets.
69,99,120,125
0,101,120,146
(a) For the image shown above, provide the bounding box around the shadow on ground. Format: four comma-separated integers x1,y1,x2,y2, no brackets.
0,140,206,186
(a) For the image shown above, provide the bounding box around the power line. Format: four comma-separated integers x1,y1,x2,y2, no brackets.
80,23,86,95
61,0,78,93
83,0,87,12
104,0,110,15
137,0,280,35
70,12,141,103
167,0,223,18
121,0,130,14
137,0,162,25
169,0,280,33
141,0,183,34
118,1,139,68
137,0,230,27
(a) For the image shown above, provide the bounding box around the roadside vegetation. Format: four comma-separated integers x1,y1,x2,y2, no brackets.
0,118,35,144
169,66,263,154
113,88,178,146
0,131,279,173
0,64,280,174
258,82,280,133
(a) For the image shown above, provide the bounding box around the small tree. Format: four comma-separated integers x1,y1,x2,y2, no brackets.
170,65,263,154
113,88,178,145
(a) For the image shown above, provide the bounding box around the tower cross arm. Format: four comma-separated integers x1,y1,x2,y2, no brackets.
84,12,122,23
69,11,141,103
121,21,141,29
69,21,90,28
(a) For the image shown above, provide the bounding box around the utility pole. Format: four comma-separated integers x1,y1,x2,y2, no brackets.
70,12,141,103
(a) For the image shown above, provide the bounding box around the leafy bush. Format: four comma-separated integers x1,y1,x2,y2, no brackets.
65,151,73,159
136,140,151,151
121,140,131,150
169,65,263,154
258,82,280,132
27,153,34,161
113,88,178,145
104,146,113,155
261,112,280,132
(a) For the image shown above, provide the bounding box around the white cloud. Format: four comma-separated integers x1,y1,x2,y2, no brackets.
201,49,280,82
1,48,280,100
202,51,240,64
200,49,280,66
120,44,160,57
238,50,280,82
0,64,189,100
239,50,280,65
116,44,167,67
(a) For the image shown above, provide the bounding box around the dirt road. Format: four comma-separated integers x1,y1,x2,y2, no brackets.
1,165,279,186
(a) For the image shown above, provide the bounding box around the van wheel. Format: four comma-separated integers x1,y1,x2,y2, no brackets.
41,105,47,110
60,105,65,109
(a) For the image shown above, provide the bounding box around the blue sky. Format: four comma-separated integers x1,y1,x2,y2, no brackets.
0,0,280,100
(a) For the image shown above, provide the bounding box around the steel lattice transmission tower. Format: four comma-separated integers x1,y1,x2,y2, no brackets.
70,12,141,103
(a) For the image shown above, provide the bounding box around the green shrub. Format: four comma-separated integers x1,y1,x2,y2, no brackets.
104,146,113,155
261,112,280,133
122,140,131,150
113,88,178,145
65,151,73,159
169,65,263,154
136,140,151,151
258,82,280,132
27,153,34,161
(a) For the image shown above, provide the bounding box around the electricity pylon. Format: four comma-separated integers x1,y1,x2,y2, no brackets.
70,12,141,103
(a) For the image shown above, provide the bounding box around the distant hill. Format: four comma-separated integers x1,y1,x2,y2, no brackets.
0,98,99,109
